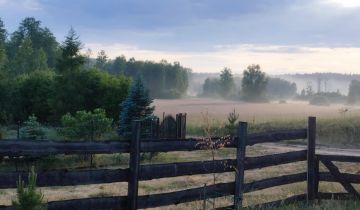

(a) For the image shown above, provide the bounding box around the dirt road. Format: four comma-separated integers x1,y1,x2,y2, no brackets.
263,143,360,156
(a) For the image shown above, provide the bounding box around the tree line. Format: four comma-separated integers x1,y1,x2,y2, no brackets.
202,65,297,102
0,17,189,124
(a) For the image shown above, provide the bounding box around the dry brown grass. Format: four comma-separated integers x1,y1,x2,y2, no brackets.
153,98,360,123
1,144,358,209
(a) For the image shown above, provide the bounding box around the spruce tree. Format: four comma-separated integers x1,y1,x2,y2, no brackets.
118,77,154,138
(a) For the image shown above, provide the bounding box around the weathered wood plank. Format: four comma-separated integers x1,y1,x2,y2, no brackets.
0,139,129,156
0,150,307,189
0,168,128,188
137,182,234,209
128,121,141,210
319,172,360,183
140,159,235,180
0,128,307,156
246,150,307,170
234,122,247,210
321,159,360,198
0,182,234,210
317,154,360,163
247,129,307,146
307,116,317,202
244,172,307,193
0,196,128,210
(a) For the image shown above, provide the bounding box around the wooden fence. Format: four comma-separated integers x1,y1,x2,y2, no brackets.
0,116,359,210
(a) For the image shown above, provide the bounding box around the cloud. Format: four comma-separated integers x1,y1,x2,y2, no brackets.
0,0,42,10
84,42,360,74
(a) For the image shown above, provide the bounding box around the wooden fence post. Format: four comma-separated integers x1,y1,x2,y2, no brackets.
234,122,247,210
307,116,317,203
128,120,141,210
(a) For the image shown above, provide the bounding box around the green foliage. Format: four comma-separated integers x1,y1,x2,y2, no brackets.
267,77,297,99
52,67,130,121
224,109,239,136
202,67,235,98
6,17,58,71
219,68,235,98
12,70,55,122
56,27,84,73
101,57,189,99
118,77,154,138
202,77,220,97
60,108,113,140
12,166,46,210
20,115,45,140
241,64,268,102
95,50,108,70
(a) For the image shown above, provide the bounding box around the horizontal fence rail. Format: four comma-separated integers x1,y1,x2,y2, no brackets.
0,117,359,210
0,129,307,156
0,150,307,188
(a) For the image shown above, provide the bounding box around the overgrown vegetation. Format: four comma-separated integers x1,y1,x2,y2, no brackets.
241,64,268,102
201,68,236,99
12,167,46,210
19,115,45,140
59,108,113,140
0,17,189,125
118,77,154,138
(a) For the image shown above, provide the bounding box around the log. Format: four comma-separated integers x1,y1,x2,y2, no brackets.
128,121,141,210
0,196,128,210
137,182,234,209
140,159,235,180
0,168,128,188
0,150,307,189
0,140,129,156
234,122,247,210
321,159,360,198
247,129,307,146
243,172,307,193
245,150,307,170
317,154,360,163
307,116,317,202
319,172,360,183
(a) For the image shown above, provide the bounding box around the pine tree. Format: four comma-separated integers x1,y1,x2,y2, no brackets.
118,77,154,138
20,115,45,140
12,166,46,210
57,27,84,73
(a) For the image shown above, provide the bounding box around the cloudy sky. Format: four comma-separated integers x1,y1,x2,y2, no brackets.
1,0,360,74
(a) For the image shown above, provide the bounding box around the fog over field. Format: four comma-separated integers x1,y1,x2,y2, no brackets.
154,98,359,123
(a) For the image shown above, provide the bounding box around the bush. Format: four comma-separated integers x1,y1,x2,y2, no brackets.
12,166,46,210
224,109,239,136
20,115,45,140
59,108,113,140
309,95,330,106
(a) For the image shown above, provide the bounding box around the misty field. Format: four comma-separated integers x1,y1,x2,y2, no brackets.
154,98,359,122
154,98,360,147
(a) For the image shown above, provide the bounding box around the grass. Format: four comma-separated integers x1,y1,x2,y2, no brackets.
1,99,360,209
187,116,360,147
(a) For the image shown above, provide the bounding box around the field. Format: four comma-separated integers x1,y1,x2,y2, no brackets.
153,98,360,122
155,98,360,147
0,98,359,209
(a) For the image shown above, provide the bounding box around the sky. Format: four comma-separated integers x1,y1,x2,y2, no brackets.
1,0,360,74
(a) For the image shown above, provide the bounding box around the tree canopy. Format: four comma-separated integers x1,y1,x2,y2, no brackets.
241,64,268,102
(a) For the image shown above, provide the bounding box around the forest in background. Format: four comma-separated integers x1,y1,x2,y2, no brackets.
0,17,189,124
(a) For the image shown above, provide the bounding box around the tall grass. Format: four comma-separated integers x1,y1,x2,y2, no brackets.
187,116,360,147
